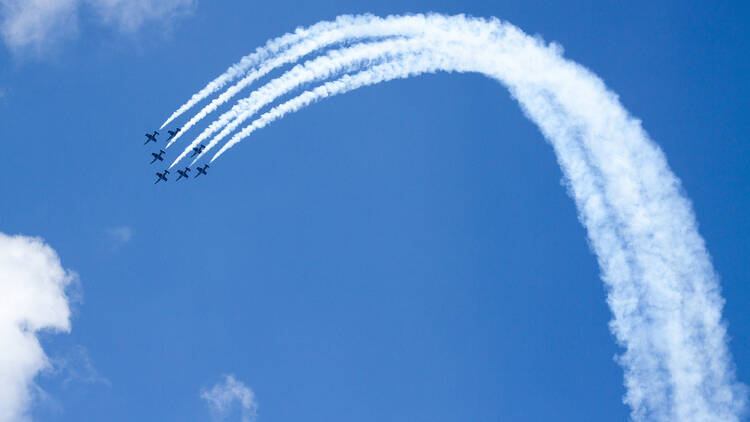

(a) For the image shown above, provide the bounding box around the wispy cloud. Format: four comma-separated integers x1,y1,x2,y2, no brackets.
0,0,79,54
86,0,195,33
0,232,75,422
0,0,195,54
49,345,109,389
201,375,257,422
106,226,133,248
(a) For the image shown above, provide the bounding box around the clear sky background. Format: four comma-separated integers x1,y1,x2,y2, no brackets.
0,1,748,421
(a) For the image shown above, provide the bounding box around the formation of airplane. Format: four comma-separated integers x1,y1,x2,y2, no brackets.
150,150,166,164
144,131,159,144
155,170,169,184
189,144,206,157
144,127,210,184
153,165,209,184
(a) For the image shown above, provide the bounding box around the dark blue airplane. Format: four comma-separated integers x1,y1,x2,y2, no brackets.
154,170,169,184
150,150,165,164
189,144,206,157
176,167,191,181
166,128,181,141
144,131,159,144
194,164,209,178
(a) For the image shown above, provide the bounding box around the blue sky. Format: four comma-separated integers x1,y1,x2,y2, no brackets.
0,1,748,421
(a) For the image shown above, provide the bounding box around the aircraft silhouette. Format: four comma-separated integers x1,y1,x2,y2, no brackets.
176,167,191,181
194,164,209,178
155,170,169,184
144,131,159,144
166,128,181,141
150,150,166,164
189,144,206,157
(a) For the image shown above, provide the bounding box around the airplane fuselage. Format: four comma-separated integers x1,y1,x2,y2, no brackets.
190,145,206,157
155,170,169,184
150,150,166,164
167,128,181,141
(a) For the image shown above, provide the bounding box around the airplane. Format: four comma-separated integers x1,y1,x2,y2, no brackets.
189,144,206,157
144,131,159,144
166,128,182,141
154,170,169,184
194,164,209,178
150,150,165,164
176,167,191,181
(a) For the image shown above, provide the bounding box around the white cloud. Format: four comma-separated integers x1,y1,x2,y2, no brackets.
51,345,109,389
106,226,133,247
0,0,195,53
201,375,257,422
0,232,74,422
0,0,78,53
86,0,195,33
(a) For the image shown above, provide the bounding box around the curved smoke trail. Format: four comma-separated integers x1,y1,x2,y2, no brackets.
170,37,435,167
164,14,747,421
160,14,437,132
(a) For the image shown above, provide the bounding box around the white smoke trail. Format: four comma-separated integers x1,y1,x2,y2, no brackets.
209,53,452,162
169,38,421,167
160,13,440,131
159,18,339,130
175,37,443,167
183,15,748,422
